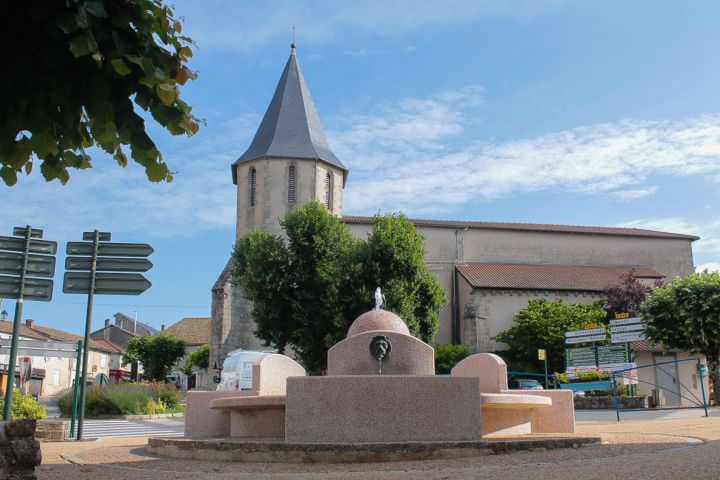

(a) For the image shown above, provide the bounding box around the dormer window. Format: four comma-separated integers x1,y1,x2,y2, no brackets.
249,167,257,207
288,164,296,204
325,172,333,209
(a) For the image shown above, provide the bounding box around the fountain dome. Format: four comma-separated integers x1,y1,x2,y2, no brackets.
347,309,410,338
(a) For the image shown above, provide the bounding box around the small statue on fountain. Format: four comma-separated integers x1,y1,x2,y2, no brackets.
374,287,386,310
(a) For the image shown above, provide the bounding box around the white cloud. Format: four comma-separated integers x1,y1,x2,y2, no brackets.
327,85,720,215
342,48,383,57
696,263,720,273
615,186,657,200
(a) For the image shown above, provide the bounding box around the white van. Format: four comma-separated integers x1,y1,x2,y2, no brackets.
217,349,276,390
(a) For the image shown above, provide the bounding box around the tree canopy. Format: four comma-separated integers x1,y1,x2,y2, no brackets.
603,269,662,317
641,271,720,397
494,299,607,373
182,343,210,375
233,201,447,374
122,333,187,381
1,0,199,186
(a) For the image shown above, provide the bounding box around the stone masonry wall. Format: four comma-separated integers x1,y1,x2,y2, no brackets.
34,420,66,442
211,261,267,374
0,419,41,480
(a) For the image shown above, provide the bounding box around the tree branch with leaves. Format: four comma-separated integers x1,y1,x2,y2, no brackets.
1,0,200,186
641,271,720,401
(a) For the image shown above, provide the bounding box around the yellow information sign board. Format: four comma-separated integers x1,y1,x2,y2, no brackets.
538,349,546,361
615,312,630,319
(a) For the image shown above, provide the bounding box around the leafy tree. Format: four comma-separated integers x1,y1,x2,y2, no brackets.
182,344,210,375
494,299,607,373
434,344,470,374
122,333,187,381
641,271,720,398
604,269,663,317
233,201,447,374
1,0,200,186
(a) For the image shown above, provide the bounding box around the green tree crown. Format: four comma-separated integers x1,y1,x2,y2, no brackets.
494,299,607,373
641,271,720,396
122,333,187,381
233,201,447,374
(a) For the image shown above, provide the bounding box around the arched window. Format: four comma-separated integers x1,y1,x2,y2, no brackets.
324,171,332,209
249,167,257,207
288,164,296,204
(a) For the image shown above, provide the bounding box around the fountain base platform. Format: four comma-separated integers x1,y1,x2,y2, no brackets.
147,435,601,464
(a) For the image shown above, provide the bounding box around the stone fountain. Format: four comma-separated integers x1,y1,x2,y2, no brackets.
149,295,584,462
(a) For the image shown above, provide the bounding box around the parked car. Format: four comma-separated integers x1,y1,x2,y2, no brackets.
508,378,544,390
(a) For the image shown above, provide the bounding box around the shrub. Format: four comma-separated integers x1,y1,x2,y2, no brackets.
103,385,153,415
148,383,181,408
575,368,610,382
56,389,74,416
55,383,183,417
0,390,47,419
434,344,470,374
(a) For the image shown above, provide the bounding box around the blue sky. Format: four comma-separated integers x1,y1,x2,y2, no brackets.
2,0,720,334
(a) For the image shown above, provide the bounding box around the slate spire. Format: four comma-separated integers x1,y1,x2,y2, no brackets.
232,44,346,184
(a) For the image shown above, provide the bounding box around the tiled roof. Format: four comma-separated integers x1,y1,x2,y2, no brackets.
91,339,125,354
342,216,699,241
457,263,664,292
21,323,117,353
165,317,211,346
629,340,666,352
0,321,47,340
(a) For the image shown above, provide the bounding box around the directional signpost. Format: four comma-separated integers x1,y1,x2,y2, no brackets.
565,327,607,345
63,230,153,440
609,315,646,344
0,226,56,420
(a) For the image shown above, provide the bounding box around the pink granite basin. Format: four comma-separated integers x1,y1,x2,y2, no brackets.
480,393,551,437
480,393,551,409
209,395,286,410
208,395,286,439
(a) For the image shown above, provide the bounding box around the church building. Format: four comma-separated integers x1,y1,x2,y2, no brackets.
210,45,698,371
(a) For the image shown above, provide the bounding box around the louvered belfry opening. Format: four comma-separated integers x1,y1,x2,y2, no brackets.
325,172,332,209
249,167,257,207
288,164,296,204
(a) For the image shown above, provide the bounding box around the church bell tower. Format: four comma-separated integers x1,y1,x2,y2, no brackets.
210,44,348,371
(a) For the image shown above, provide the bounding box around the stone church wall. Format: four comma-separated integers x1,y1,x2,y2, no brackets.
346,221,696,347
458,285,603,354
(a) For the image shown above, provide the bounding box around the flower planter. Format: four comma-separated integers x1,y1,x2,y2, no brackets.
558,380,612,392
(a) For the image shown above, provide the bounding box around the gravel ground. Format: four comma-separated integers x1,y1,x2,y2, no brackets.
37,417,720,480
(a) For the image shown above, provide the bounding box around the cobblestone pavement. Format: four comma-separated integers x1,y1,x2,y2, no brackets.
38,417,720,480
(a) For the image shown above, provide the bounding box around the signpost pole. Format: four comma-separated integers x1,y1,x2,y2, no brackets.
698,359,708,417
3,226,31,421
69,340,83,438
544,356,548,389
77,231,99,441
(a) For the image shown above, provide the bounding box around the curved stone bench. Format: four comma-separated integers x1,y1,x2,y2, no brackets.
480,393,551,437
209,395,286,438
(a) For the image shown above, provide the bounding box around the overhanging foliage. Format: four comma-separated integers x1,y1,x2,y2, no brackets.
1,0,200,186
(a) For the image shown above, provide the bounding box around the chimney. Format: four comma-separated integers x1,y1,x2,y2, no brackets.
161,324,165,331
105,318,111,327
25,319,35,328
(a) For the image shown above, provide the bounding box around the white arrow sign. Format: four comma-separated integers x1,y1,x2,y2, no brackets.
611,332,646,343
610,324,646,333
565,328,606,338
565,334,607,344
609,317,643,326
